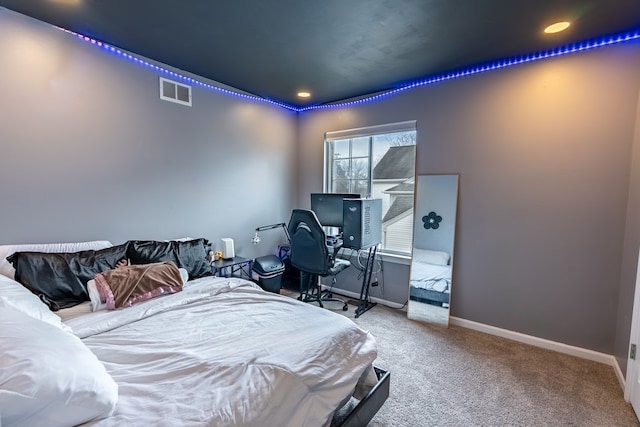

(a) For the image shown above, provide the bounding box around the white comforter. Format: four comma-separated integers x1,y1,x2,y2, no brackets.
63,277,377,427
409,261,451,293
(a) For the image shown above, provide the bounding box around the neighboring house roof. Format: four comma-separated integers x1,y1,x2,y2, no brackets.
383,196,413,223
372,145,416,180
384,182,414,193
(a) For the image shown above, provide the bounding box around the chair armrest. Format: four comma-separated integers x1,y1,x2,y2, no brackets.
327,239,343,263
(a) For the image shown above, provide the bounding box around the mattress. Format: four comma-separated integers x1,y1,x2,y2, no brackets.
60,276,378,427
409,261,451,293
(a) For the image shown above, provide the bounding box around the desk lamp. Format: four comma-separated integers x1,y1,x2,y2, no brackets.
252,222,290,245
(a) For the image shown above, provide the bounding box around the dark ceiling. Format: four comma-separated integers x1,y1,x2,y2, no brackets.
1,0,639,108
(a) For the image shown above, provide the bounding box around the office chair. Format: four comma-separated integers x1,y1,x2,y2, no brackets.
287,209,350,311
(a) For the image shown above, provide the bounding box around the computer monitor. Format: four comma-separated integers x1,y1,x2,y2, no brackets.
310,193,359,228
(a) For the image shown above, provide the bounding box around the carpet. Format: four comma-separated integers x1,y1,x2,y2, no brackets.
316,296,639,427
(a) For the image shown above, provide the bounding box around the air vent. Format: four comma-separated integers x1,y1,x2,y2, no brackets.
159,77,192,106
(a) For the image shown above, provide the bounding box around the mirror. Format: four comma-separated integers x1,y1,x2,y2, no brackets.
407,174,459,327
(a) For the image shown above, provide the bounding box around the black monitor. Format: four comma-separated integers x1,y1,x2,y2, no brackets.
310,193,359,228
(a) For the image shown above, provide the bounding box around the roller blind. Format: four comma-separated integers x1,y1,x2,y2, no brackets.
324,120,416,141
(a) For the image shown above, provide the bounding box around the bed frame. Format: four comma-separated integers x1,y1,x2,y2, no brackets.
409,286,449,306
336,367,390,427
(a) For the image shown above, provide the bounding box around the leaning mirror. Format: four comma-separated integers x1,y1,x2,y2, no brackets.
407,174,459,327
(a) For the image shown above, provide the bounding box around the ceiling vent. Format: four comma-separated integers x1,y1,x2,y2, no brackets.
159,77,192,106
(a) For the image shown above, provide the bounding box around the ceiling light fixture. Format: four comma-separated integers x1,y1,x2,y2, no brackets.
297,91,311,98
544,22,571,34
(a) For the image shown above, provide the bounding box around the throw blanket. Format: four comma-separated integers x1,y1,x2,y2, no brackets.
95,261,183,309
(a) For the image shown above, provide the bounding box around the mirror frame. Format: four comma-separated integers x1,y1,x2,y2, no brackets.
407,174,459,327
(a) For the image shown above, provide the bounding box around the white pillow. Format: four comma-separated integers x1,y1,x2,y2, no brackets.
412,248,450,266
0,274,72,333
0,240,113,280
55,301,93,323
0,305,118,427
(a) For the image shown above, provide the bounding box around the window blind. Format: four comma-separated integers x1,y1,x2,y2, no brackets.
324,120,416,141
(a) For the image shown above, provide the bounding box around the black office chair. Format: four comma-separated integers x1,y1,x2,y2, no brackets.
287,209,350,311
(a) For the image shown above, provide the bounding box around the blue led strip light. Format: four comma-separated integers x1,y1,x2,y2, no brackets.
57,28,299,111
58,26,640,113
298,28,640,112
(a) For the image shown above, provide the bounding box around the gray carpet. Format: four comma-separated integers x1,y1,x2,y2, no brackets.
320,298,639,427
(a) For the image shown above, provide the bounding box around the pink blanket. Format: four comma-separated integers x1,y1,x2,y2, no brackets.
94,261,183,309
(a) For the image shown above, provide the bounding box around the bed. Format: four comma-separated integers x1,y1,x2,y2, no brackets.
409,248,451,306
0,239,389,427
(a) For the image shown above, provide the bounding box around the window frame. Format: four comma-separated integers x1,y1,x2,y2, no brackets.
325,136,373,196
323,121,417,257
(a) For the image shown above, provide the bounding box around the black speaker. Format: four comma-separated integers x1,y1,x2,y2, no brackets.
342,198,382,249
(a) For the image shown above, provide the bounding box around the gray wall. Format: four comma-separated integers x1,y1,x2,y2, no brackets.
5,6,640,376
298,43,640,358
617,83,640,375
0,8,297,259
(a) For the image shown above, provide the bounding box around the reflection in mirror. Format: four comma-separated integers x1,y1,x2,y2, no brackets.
407,174,459,327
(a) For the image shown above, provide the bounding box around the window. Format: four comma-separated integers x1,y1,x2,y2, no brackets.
324,121,416,255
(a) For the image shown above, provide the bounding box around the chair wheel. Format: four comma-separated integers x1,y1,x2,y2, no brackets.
342,304,348,311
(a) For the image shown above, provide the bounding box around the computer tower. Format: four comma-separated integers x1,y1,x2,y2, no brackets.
342,198,382,249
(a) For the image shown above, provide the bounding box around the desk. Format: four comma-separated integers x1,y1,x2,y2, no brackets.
211,256,252,279
355,245,378,318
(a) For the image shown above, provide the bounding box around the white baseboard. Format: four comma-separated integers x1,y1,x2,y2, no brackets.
613,357,626,392
450,316,618,368
322,289,628,392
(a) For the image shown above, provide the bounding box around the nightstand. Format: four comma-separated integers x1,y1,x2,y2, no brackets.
211,256,252,279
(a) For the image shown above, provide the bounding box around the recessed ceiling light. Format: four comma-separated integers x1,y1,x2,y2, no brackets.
544,21,571,34
297,91,311,98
